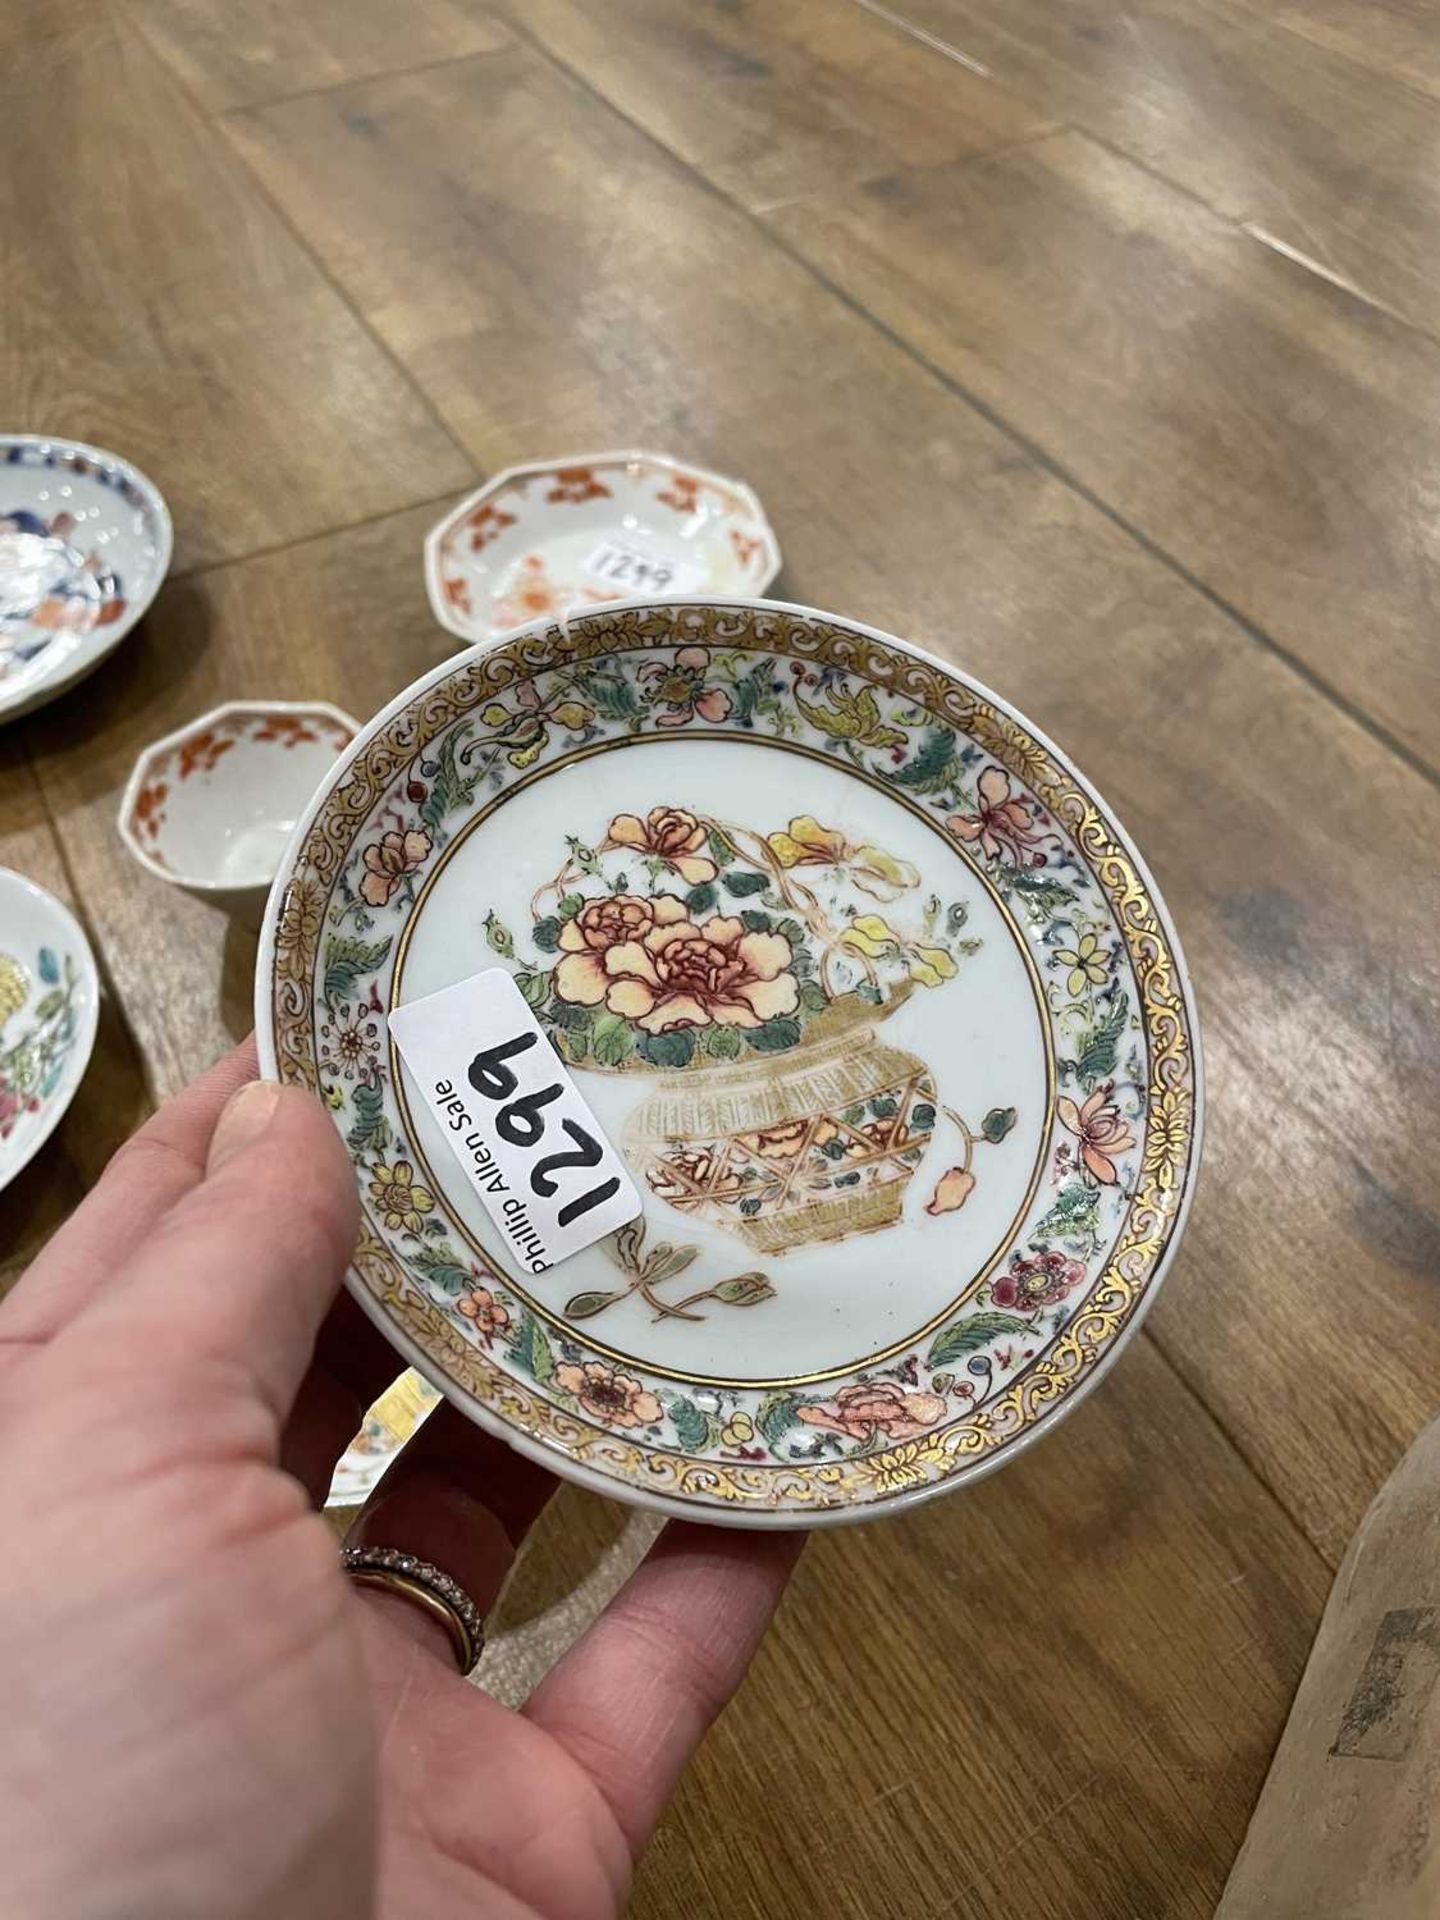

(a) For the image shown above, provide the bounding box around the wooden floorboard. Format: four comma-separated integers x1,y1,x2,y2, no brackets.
213,35,1440,1564
129,0,514,112
2,0,473,573
8,1,1439,1911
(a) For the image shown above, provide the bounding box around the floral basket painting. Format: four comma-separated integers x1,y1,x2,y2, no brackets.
493,802,1012,1260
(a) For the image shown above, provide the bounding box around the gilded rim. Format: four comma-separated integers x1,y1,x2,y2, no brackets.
255,600,1202,1528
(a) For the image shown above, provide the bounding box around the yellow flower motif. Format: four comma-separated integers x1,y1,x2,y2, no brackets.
906,943,957,988
1142,1086,1191,1190
323,1084,345,1111
1053,930,1109,996
369,1159,436,1235
0,952,28,1026
861,1442,932,1494
721,1411,755,1446
838,912,902,959
766,816,919,902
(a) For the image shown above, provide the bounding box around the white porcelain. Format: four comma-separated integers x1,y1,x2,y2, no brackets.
0,870,100,1192
257,598,1202,1529
119,701,359,921
425,450,781,646
0,435,171,723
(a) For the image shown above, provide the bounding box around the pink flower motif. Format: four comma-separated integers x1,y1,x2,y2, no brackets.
947,766,1046,865
638,646,733,728
360,827,432,908
456,1286,511,1346
555,1361,662,1428
992,1249,1085,1313
565,912,798,1036
1056,1084,1136,1185
797,1378,947,1443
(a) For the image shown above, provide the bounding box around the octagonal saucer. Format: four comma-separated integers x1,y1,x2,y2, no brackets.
425,452,780,647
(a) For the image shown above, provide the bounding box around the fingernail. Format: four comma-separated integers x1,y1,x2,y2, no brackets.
208,1079,283,1173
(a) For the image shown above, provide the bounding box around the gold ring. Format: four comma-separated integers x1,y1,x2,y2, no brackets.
341,1544,484,1675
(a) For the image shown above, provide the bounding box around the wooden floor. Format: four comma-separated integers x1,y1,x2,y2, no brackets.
6,0,1440,1911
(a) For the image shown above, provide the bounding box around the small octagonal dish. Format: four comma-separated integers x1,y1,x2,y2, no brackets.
425,451,781,647
119,701,359,921
257,600,1202,1528
0,869,100,1194
1,435,171,723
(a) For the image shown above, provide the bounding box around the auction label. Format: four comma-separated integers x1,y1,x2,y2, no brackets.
388,969,642,1273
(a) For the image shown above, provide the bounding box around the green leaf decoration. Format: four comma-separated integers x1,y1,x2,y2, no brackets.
740,909,773,933
641,1027,696,1069
744,1016,803,1054
513,969,550,1010
774,916,804,945
507,1313,554,1384
556,892,585,920
345,1077,388,1154
758,1390,802,1447
32,989,63,1021
798,980,829,1013
706,825,737,867
643,1243,699,1284
928,1311,1032,1367
730,658,776,726
532,917,562,953
669,1396,710,1451
870,1095,899,1119
886,726,958,793
1075,994,1128,1088
721,869,770,897
982,1105,1018,1143
583,674,640,722
484,912,515,957
549,999,592,1032
591,1011,636,1067
406,1242,472,1296
323,934,392,1006
911,1102,936,1131
1034,1182,1102,1248
684,882,718,915
1010,870,1078,914
701,1024,743,1060
712,1272,775,1306
564,1288,629,1319
856,982,884,1005
610,1218,646,1272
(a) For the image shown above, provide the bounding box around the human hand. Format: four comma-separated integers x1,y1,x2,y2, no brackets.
0,1041,800,1919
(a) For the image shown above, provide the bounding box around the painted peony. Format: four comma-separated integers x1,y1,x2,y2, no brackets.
605,806,717,884
555,1361,662,1428
556,903,798,1036
798,1378,947,1443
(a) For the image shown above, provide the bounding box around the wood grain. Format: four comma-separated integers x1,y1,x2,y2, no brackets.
216,41,1440,1561
855,0,1440,339
490,0,1050,212
0,0,472,573
629,1339,1327,1920
768,127,1440,773
1267,0,1440,102
10,1,1440,1911
496,0,1440,774
132,0,513,112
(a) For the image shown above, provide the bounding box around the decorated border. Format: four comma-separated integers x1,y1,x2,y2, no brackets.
264,602,1199,1518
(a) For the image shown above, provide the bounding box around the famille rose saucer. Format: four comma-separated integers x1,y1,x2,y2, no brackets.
256,601,1201,1527
0,870,100,1193
425,452,781,648
0,436,171,723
